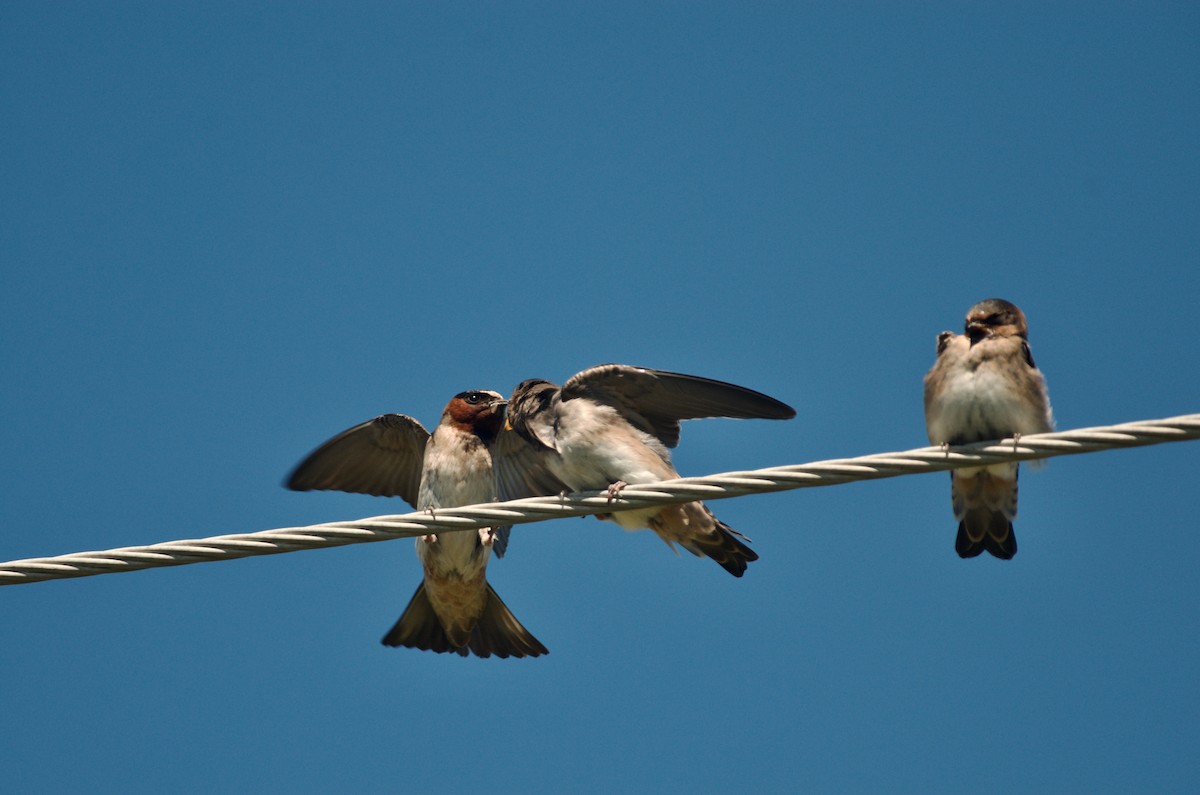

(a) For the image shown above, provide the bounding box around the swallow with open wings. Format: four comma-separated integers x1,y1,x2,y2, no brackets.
287,390,547,658
495,364,796,577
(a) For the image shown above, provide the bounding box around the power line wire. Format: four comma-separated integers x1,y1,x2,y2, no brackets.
2,413,1197,586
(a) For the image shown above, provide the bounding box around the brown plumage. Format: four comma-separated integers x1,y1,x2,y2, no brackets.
924,299,1055,560
287,390,547,658
497,364,796,576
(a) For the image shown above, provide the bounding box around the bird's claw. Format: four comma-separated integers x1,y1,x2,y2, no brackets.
606,481,628,503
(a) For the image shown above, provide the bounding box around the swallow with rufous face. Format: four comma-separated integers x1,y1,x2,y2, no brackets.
287,390,547,658
924,299,1055,559
496,364,796,576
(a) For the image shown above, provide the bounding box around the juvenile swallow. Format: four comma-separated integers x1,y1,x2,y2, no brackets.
923,299,1055,559
286,390,548,658
497,364,796,576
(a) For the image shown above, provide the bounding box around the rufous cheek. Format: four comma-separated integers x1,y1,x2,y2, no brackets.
444,397,477,424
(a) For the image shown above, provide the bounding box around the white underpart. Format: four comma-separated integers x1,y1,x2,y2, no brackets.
552,399,676,530
927,336,1053,478
415,425,494,576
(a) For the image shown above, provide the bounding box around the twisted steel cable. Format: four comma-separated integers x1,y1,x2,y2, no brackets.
2,413,1197,586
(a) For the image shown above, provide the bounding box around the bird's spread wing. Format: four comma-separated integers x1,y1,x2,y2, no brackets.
489,425,572,558
561,363,796,448
492,425,571,502
285,414,428,506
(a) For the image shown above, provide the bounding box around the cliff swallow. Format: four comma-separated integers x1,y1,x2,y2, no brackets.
286,390,548,658
924,299,1055,559
497,364,796,576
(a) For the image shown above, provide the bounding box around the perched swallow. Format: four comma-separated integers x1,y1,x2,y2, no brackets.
286,390,547,658
496,364,796,576
923,299,1055,559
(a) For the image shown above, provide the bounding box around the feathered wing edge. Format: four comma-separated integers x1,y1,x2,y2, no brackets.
285,414,429,505
381,582,548,659
564,364,796,448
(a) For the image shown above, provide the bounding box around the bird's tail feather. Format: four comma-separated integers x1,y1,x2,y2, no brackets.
381,582,548,658
469,584,549,658
382,581,470,655
653,502,759,577
952,471,1019,560
956,510,1017,560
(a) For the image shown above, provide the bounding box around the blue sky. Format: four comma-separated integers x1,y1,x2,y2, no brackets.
3,3,1199,791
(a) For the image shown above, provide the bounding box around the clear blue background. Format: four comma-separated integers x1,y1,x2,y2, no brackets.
4,3,1199,792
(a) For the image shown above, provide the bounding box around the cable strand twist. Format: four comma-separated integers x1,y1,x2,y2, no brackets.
2,413,1197,586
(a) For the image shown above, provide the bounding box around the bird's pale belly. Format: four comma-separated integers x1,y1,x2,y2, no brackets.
929,367,1041,444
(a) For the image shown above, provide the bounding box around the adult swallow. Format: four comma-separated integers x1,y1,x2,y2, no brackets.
496,364,796,576
286,390,548,658
923,299,1055,559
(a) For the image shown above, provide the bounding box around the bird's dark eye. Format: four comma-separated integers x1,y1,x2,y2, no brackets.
465,392,481,404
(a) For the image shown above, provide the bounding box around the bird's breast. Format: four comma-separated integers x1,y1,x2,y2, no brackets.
554,401,674,490
417,429,495,510
926,350,1050,445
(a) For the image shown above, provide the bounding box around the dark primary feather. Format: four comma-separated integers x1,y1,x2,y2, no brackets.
655,506,760,577
492,422,571,502
285,413,428,507
498,363,794,499
469,585,550,658
381,582,548,658
1020,340,1037,369
381,582,469,656
561,363,796,448
950,470,1020,561
490,418,572,546
956,513,1017,560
